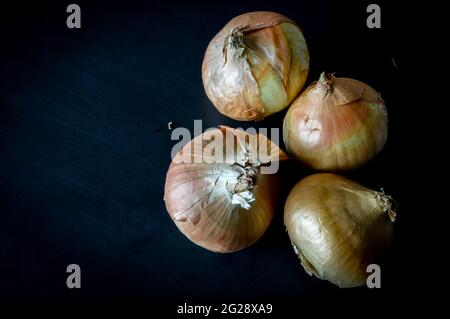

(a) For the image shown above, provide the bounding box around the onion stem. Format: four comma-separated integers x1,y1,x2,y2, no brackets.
318,72,333,92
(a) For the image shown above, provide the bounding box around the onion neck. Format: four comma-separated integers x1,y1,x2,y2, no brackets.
376,192,397,222
229,27,245,49
318,72,333,93
225,27,247,61
226,163,258,209
234,166,257,192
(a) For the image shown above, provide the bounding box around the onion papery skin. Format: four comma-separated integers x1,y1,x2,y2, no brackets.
164,126,287,253
202,11,309,121
283,73,388,171
284,173,396,288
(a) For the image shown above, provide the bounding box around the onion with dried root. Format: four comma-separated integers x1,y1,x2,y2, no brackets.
283,73,388,171
202,11,309,121
284,173,396,288
164,126,287,253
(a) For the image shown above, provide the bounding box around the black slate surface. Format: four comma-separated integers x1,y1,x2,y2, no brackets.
1,0,416,303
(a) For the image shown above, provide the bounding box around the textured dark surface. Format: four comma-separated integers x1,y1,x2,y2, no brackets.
1,0,414,302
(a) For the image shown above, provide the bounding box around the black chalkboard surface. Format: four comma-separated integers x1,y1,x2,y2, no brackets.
1,0,419,308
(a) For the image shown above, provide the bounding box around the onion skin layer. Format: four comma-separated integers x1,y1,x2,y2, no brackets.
283,73,388,171
202,11,309,121
164,126,287,253
284,173,396,288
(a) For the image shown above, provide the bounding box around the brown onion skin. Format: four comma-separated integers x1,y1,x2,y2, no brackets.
164,126,287,253
202,11,309,121
284,173,395,288
283,73,388,171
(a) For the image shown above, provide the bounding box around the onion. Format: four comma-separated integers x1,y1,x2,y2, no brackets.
164,126,287,253
283,72,388,171
284,173,396,288
202,11,309,121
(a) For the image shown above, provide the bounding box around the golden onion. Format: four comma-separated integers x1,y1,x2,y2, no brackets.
283,72,388,171
284,173,396,288
202,11,309,121
164,126,287,253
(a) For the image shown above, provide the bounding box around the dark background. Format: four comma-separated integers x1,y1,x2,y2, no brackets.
1,0,417,307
